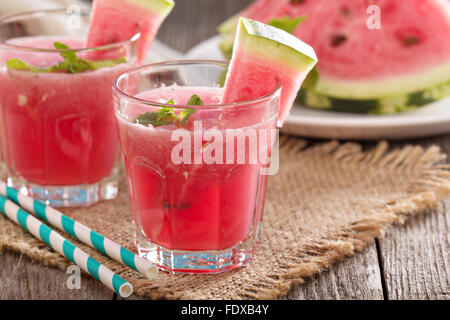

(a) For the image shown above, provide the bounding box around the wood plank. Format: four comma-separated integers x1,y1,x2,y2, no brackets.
157,0,254,52
0,251,113,300
377,136,450,300
119,245,384,300
286,243,384,300
378,200,450,300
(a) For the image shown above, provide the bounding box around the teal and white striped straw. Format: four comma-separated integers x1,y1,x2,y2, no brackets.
0,181,157,279
0,194,132,298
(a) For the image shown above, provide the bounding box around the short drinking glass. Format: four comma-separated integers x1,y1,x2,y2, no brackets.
0,9,138,206
113,61,280,273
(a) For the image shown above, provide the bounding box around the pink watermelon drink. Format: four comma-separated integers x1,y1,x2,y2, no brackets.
0,9,142,206
0,36,131,185
114,62,280,273
0,4,173,206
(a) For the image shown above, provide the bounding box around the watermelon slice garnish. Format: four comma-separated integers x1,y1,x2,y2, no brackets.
87,0,175,62
219,0,450,114
221,17,318,126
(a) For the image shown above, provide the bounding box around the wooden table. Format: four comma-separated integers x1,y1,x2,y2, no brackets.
1,0,449,300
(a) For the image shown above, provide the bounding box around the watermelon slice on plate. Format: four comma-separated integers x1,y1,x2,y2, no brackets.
219,0,450,114
221,17,318,126
87,0,175,62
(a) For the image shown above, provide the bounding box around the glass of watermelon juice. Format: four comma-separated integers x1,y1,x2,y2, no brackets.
0,9,139,206
113,61,280,273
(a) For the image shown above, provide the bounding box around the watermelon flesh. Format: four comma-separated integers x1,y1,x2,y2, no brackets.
219,0,450,113
222,18,317,126
87,0,174,62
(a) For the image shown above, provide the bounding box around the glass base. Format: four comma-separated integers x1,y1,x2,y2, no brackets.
7,168,119,207
136,226,260,274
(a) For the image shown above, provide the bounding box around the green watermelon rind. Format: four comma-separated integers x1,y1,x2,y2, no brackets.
219,32,234,59
238,18,318,70
218,14,240,35
310,61,450,100
125,0,175,16
298,79,450,114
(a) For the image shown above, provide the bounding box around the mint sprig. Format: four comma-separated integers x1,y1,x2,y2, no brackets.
134,106,178,127
179,108,196,126
187,94,204,106
6,42,126,74
6,58,50,73
268,16,307,34
134,94,204,128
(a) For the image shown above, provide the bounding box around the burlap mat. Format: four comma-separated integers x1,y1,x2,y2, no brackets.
1,137,449,299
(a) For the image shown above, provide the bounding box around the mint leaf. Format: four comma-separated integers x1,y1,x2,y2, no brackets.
268,16,306,34
6,42,127,74
179,94,202,125
52,42,93,73
6,58,33,71
134,112,158,126
187,94,204,106
54,58,92,74
156,107,178,124
6,58,49,73
180,108,196,126
134,95,201,127
134,109,177,127
53,42,77,61
134,107,178,127
134,99,178,127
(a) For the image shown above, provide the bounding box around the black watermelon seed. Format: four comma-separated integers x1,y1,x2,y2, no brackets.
341,7,351,16
402,36,420,47
331,34,347,47
163,203,190,209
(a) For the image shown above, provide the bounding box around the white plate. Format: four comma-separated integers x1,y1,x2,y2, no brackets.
185,36,450,140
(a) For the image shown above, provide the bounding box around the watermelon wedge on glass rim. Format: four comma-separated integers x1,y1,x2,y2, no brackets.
87,0,175,62
221,17,318,126
219,0,450,114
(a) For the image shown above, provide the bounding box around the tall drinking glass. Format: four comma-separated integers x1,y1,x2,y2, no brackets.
113,61,280,273
0,9,138,206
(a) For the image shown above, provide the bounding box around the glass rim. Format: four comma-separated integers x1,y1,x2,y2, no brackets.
0,8,141,53
113,60,282,110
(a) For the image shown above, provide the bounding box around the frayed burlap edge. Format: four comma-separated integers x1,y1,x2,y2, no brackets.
251,138,450,299
246,138,450,299
0,138,449,299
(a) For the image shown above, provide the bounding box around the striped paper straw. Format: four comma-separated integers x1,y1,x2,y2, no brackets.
0,182,157,279
0,194,132,298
